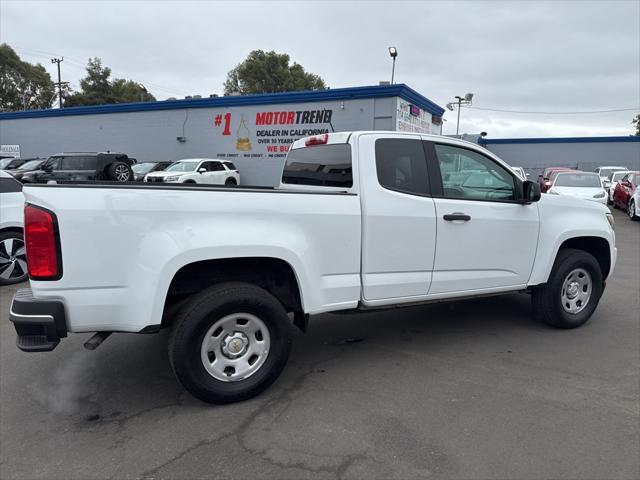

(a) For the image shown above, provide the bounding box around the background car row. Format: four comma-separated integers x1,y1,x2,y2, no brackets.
535,164,639,221
0,154,241,186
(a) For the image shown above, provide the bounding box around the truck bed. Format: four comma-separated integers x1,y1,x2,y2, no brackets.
23,182,362,333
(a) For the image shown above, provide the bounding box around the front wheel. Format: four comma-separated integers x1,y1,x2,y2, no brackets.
532,248,603,329
628,200,639,221
168,282,291,404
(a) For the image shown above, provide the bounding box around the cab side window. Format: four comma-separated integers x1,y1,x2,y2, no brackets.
434,144,516,201
375,138,429,196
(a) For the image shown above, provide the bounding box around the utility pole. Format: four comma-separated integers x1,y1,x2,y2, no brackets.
51,57,64,108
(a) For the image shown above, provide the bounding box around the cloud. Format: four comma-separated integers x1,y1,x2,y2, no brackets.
2,0,638,137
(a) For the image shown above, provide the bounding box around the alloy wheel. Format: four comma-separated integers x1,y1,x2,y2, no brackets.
0,237,28,282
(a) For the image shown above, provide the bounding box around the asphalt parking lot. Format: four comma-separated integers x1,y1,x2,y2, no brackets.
1,209,638,480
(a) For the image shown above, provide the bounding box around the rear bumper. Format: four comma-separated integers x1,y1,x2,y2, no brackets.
9,288,67,352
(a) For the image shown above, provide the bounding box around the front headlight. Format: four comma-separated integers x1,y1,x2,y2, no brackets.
593,191,606,198
548,189,559,195
606,213,614,228
164,176,181,182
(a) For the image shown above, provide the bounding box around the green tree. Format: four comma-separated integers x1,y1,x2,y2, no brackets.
65,58,155,107
224,50,326,95
0,43,56,111
633,114,640,136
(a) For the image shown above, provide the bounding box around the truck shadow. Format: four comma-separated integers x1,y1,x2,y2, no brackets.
52,292,542,419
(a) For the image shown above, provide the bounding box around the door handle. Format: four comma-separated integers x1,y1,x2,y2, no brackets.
443,213,471,222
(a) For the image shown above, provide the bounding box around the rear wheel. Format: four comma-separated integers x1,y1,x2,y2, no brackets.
168,282,291,404
0,231,28,285
224,178,237,186
532,248,603,329
107,162,133,182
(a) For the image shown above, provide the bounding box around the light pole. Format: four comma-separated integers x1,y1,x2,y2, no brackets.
137,83,148,103
388,47,397,84
446,93,474,136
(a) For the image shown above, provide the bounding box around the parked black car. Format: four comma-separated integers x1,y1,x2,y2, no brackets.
5,158,46,181
0,157,28,170
132,161,172,181
21,152,135,184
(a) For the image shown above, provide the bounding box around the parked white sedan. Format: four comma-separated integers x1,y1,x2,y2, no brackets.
145,158,240,185
547,171,607,205
0,171,28,285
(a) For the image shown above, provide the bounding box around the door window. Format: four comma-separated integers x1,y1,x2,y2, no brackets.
433,144,516,201
44,157,62,170
60,156,96,170
375,138,429,196
210,161,225,171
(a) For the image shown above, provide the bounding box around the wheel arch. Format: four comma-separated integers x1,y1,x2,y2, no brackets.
0,226,24,235
557,236,611,280
162,256,304,327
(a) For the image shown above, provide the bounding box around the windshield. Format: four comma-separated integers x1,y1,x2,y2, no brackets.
0,159,14,169
132,162,157,174
599,167,626,178
18,160,42,170
555,173,602,187
166,161,198,172
610,171,627,182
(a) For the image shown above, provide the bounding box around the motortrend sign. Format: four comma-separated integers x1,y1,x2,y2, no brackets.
212,107,333,160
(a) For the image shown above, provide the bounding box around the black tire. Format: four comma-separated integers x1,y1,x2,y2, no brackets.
225,178,237,186
168,282,291,404
0,230,28,285
184,180,196,184
532,248,603,329
628,200,639,221
106,162,133,182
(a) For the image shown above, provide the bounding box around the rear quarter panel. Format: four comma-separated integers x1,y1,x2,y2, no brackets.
25,185,361,332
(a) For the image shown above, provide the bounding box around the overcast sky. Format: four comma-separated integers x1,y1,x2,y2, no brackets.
1,0,639,137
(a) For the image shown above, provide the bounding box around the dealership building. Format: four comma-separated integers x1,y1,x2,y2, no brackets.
1,84,639,185
0,84,445,186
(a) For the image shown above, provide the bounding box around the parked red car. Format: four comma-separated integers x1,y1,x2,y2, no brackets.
538,167,575,193
612,171,639,210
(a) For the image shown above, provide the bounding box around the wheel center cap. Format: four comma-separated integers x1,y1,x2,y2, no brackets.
567,282,580,299
221,332,249,358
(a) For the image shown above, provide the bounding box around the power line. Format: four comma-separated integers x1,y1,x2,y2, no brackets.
466,106,639,115
13,47,187,97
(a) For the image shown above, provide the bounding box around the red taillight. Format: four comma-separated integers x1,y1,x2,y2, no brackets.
24,204,61,280
305,134,329,146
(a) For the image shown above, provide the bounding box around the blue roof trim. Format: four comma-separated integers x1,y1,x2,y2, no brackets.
481,136,640,145
0,84,445,120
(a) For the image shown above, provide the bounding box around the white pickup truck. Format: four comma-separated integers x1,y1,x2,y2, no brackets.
10,132,616,404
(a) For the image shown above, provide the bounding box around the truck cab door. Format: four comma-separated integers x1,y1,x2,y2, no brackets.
358,134,437,306
425,141,539,295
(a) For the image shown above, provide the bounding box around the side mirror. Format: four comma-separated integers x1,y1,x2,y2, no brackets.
522,180,541,203
198,168,206,174
42,165,53,173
